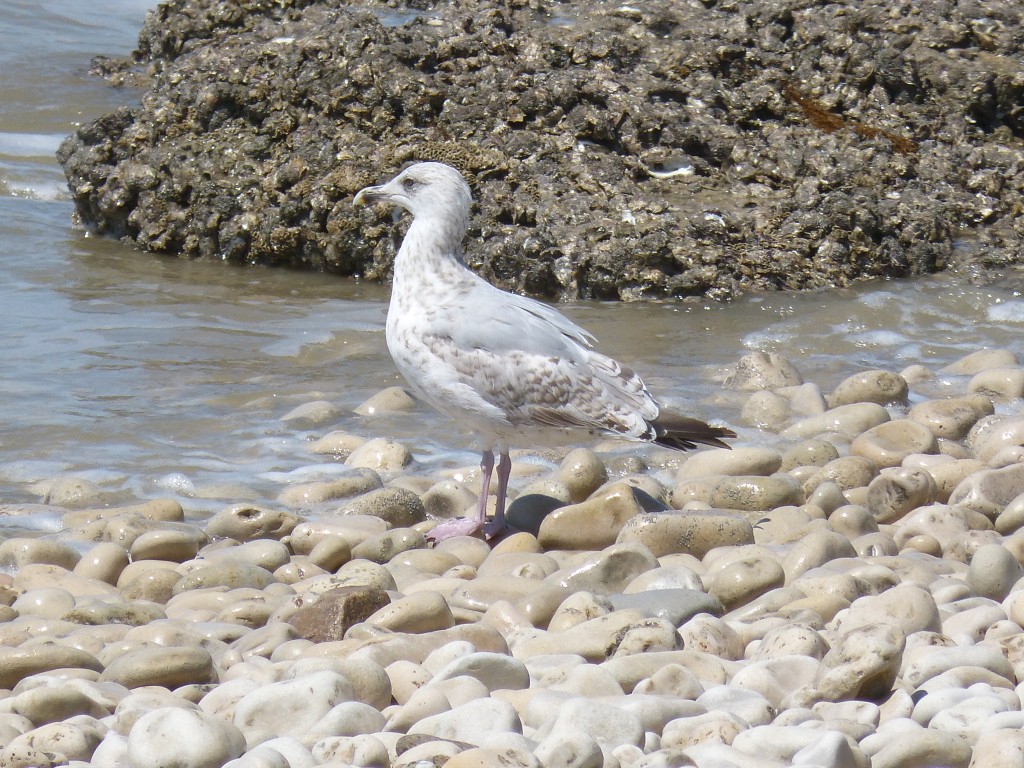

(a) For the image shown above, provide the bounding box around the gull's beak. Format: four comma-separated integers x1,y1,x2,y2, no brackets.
353,184,387,206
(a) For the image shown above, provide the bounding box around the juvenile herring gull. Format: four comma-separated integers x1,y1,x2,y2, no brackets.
354,162,735,542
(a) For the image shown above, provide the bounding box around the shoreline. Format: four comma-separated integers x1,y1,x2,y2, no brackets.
0,346,1022,766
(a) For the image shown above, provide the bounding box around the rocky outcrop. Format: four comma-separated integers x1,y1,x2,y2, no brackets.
59,0,1024,299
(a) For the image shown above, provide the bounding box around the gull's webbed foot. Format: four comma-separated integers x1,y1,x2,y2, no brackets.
426,517,508,544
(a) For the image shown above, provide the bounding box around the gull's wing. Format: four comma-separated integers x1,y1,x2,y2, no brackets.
438,279,595,359
423,279,660,437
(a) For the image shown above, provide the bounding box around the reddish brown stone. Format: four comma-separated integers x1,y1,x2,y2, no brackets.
288,586,391,643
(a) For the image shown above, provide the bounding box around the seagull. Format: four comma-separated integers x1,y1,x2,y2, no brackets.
354,162,735,542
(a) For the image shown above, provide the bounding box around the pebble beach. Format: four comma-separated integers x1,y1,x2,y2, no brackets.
5,1,1024,766
2,346,1023,768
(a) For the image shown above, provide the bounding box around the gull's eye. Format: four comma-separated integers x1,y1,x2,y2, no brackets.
402,177,418,191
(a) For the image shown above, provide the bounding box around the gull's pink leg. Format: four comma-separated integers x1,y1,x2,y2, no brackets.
475,449,495,528
426,449,495,543
483,451,512,538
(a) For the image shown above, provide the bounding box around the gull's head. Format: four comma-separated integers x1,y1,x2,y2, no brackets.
353,162,472,224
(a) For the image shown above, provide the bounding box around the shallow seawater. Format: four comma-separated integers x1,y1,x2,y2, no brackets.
1,1,1022,521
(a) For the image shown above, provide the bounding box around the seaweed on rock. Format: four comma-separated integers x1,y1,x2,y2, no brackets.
58,0,1024,300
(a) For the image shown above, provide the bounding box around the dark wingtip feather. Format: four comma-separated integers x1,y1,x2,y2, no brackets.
652,413,736,451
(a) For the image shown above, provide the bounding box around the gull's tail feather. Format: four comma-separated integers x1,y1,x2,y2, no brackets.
652,412,736,451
